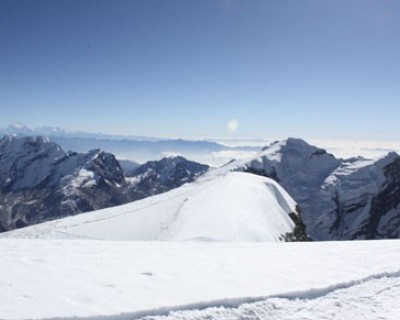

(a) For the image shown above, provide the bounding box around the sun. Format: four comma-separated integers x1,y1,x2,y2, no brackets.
227,119,239,132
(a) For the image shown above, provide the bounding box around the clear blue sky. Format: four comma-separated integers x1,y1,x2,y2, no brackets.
1,0,399,139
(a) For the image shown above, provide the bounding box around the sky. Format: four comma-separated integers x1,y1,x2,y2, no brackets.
0,0,399,140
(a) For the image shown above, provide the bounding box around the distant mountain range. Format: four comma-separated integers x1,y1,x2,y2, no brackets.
0,123,260,166
0,123,160,141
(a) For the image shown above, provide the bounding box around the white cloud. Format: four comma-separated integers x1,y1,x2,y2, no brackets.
308,138,400,159
227,119,239,132
161,151,182,158
211,150,258,160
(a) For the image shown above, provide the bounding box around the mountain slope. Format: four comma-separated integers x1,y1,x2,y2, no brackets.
0,136,214,232
126,156,209,199
212,138,400,240
314,152,400,240
1,172,307,242
0,135,133,231
118,159,141,172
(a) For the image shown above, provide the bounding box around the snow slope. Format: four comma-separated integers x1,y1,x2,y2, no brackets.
1,172,298,242
0,135,135,232
207,138,400,240
144,273,400,320
0,239,399,319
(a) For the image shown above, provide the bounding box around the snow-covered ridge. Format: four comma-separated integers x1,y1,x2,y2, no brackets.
205,138,400,240
1,172,303,242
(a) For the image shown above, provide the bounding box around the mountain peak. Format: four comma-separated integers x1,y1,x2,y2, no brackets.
283,138,329,154
262,137,327,154
0,135,62,155
376,150,400,163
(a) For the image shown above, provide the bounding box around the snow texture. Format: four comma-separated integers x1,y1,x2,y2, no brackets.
141,272,400,320
0,239,399,319
1,172,298,242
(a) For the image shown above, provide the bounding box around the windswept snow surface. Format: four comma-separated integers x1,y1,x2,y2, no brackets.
0,240,399,319
1,172,297,242
142,273,400,320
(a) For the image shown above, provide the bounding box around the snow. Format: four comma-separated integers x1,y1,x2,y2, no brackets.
2,137,400,319
332,158,375,177
1,172,298,242
125,176,141,185
208,138,400,240
143,272,400,320
0,239,399,320
70,168,96,188
323,153,398,187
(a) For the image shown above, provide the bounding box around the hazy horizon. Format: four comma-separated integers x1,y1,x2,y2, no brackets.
2,122,400,166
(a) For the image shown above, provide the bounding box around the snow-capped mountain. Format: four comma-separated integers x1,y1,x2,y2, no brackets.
0,122,158,141
0,135,134,231
3,134,398,242
1,171,308,242
315,152,400,240
216,138,400,240
0,136,212,232
126,156,209,199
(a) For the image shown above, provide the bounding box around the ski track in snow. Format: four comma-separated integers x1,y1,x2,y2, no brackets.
35,270,400,320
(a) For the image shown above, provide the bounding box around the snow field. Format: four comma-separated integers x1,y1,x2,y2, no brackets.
0,239,399,319
142,274,400,320
1,172,298,242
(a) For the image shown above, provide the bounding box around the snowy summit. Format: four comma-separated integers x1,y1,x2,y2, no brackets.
1,172,305,242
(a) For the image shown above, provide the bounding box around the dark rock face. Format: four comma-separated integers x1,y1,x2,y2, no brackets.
340,155,400,240
372,157,400,238
0,136,210,232
284,209,312,242
126,156,209,199
236,139,400,240
281,210,311,242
